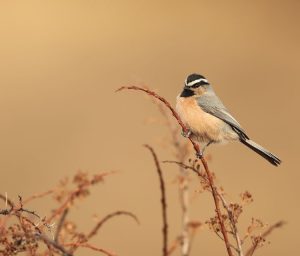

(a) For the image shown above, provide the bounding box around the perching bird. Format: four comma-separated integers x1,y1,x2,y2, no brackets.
176,73,281,166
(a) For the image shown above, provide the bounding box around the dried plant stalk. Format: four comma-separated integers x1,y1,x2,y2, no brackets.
155,101,191,256
87,211,139,240
0,172,138,256
144,144,168,256
245,221,285,256
117,85,234,256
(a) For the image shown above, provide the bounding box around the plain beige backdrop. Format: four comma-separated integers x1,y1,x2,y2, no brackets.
0,1,299,255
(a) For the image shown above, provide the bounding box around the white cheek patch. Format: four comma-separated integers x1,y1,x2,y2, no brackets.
185,78,208,87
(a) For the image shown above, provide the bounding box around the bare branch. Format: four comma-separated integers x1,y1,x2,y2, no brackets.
117,85,234,256
163,160,202,177
64,242,116,256
36,233,72,256
23,189,54,205
0,193,14,208
144,144,168,256
55,208,69,243
156,102,191,256
87,211,139,240
245,221,285,256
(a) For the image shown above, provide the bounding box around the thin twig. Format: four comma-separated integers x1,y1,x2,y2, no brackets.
87,211,139,240
245,241,259,256
245,221,285,256
218,193,244,256
64,242,116,256
175,221,201,256
0,193,14,208
144,144,168,256
163,160,202,177
23,189,54,205
179,176,190,256
164,159,244,255
164,159,244,256
17,195,42,219
36,233,72,256
167,237,182,255
155,102,191,256
47,171,115,223
55,208,69,242
211,226,239,253
117,85,234,256
200,159,233,256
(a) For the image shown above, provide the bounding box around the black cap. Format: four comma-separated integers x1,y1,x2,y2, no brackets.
185,73,209,87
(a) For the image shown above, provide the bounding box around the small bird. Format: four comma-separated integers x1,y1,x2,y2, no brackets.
176,73,281,166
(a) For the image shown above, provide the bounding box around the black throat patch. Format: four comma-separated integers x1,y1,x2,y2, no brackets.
180,88,195,97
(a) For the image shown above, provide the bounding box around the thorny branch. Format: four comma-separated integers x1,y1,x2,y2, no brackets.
144,144,168,256
117,85,234,256
0,194,50,230
0,195,63,255
0,172,138,256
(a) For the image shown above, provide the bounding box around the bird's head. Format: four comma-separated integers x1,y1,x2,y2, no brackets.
180,73,210,97
185,73,209,88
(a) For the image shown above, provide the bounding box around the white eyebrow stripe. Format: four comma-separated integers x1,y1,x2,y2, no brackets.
186,78,208,86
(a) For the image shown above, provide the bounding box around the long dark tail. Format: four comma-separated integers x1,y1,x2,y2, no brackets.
240,139,281,166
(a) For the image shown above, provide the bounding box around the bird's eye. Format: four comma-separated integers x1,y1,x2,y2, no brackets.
191,83,201,88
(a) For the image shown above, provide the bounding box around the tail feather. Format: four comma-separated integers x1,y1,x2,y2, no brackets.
240,139,281,166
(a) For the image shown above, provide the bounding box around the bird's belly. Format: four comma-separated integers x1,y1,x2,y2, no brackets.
176,96,237,143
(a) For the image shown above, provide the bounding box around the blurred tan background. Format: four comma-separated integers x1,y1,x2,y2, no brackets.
0,1,299,255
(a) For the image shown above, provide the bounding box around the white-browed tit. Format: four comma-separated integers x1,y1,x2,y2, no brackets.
176,73,281,166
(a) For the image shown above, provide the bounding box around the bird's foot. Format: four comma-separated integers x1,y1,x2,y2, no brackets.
196,151,203,158
196,141,213,159
181,129,192,138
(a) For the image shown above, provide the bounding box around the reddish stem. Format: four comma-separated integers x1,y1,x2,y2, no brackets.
117,85,233,256
144,145,168,256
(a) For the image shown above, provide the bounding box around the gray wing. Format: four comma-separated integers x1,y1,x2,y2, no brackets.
197,93,249,140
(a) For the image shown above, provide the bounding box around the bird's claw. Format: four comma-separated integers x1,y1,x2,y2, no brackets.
181,129,192,138
196,151,203,159
197,141,213,158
